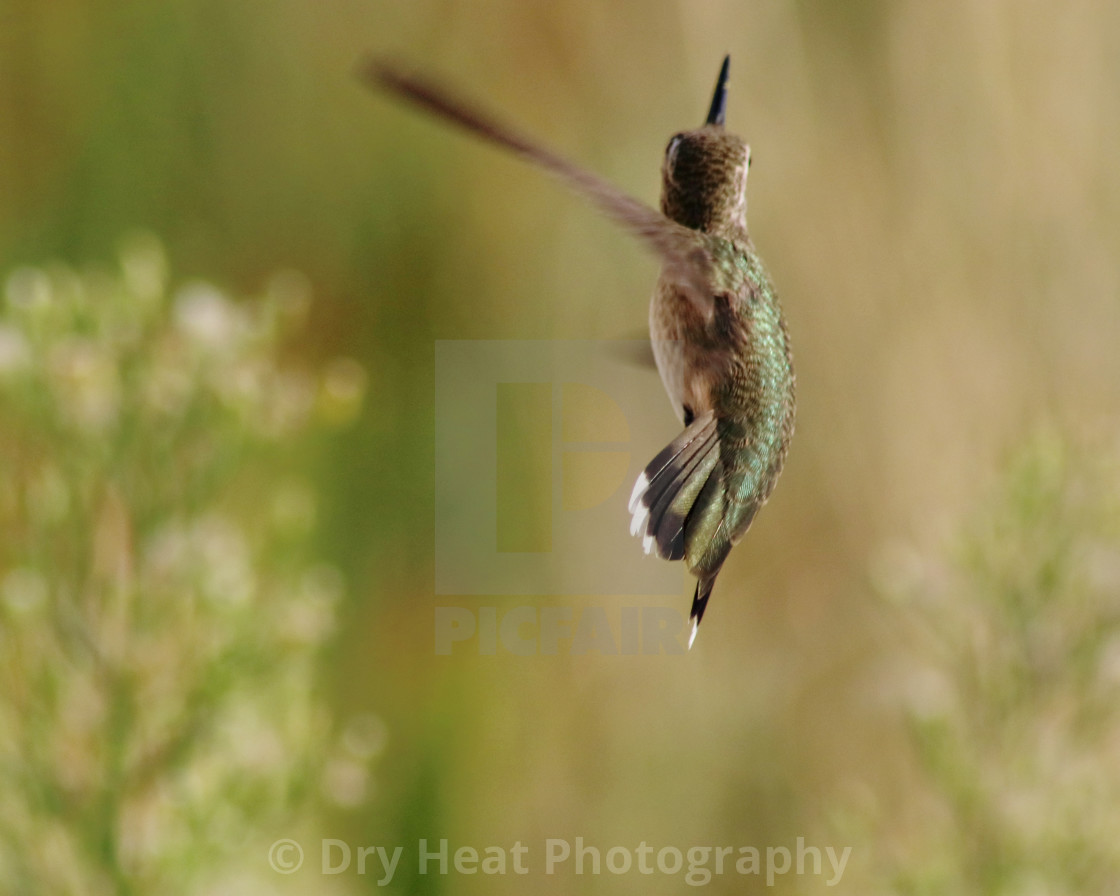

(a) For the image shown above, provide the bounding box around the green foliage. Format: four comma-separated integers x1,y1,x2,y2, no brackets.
0,236,374,894
881,432,1120,893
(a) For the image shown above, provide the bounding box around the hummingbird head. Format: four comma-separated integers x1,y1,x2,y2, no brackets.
660,55,750,236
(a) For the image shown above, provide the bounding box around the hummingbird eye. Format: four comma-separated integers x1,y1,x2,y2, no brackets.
665,134,684,164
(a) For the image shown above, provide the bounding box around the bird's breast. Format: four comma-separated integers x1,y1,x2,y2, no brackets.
648,280,721,423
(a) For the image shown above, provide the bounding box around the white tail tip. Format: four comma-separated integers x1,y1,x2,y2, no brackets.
629,501,650,537
628,472,648,514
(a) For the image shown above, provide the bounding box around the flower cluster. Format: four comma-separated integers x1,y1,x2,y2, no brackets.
872,430,1120,893
0,234,374,894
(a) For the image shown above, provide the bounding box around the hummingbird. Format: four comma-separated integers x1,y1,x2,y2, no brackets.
363,55,795,648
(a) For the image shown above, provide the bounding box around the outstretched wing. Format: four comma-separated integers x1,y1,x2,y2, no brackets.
362,59,714,320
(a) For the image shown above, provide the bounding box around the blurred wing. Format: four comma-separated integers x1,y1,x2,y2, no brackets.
362,59,714,320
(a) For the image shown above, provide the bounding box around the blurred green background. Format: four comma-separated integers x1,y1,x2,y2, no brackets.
3,1,1120,893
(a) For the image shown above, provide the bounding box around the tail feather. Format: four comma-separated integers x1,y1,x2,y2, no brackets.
629,411,728,649
628,412,720,560
646,428,719,560
628,414,715,511
688,573,719,649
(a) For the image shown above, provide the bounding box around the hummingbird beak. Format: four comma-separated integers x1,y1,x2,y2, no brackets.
705,55,730,127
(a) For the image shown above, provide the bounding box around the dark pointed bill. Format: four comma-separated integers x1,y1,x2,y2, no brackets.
705,55,730,127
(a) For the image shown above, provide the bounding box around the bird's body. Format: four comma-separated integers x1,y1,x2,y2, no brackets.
365,55,795,647
639,226,794,644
